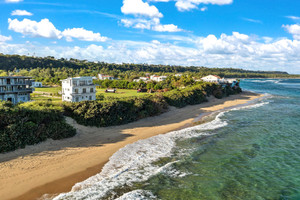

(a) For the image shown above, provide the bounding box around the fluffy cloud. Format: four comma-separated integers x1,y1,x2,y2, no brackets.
1,32,300,73
283,24,300,40
8,18,108,42
11,10,33,16
8,18,61,39
0,34,12,42
5,0,23,3
121,17,182,32
62,28,108,42
121,0,163,18
121,0,182,32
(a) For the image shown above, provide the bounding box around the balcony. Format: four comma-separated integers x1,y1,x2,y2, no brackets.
0,89,33,94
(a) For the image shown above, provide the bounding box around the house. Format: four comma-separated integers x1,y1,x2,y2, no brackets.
201,75,222,83
32,82,43,88
98,74,116,80
133,77,150,82
175,74,182,77
0,76,34,104
61,77,96,102
150,75,167,82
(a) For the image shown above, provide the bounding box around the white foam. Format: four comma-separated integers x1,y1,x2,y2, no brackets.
52,100,269,200
115,190,157,200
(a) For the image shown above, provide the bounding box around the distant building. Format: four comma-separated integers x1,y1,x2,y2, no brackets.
150,75,167,82
201,75,222,83
98,74,116,80
0,76,34,104
133,77,150,82
175,74,182,77
61,77,96,102
32,82,43,88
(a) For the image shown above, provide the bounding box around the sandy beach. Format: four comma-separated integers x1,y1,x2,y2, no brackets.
0,91,264,200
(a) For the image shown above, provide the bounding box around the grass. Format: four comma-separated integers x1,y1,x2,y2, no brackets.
31,87,149,102
34,87,62,93
96,89,151,98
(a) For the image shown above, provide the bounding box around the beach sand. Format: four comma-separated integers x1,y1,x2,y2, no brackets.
0,91,264,200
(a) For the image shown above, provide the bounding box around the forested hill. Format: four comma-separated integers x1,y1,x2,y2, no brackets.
0,53,296,79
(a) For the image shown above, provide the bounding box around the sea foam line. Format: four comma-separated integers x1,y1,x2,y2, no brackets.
52,99,269,200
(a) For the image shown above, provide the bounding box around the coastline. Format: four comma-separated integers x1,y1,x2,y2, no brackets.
0,91,264,200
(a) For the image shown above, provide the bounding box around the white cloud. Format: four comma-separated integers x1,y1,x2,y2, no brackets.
242,18,262,24
5,0,23,3
121,0,163,18
8,18,108,42
153,24,183,32
8,18,62,39
286,16,300,21
121,17,182,32
11,10,33,16
1,32,300,73
149,0,233,11
200,7,208,11
283,24,300,40
0,34,12,42
62,28,108,42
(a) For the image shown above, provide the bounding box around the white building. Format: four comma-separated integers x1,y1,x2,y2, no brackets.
150,75,167,82
98,74,115,80
133,77,149,82
0,76,34,104
201,75,222,83
61,77,96,102
32,82,42,88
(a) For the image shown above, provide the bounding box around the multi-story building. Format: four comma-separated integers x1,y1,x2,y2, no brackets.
0,76,33,104
61,77,96,102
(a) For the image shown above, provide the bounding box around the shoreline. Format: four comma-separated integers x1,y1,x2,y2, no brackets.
0,91,264,200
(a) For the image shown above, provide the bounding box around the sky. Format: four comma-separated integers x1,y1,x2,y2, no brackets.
0,0,300,74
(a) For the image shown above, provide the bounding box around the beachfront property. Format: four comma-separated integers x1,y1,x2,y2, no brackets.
32,82,43,88
201,75,238,86
150,75,167,82
201,75,222,83
98,74,116,80
0,76,34,104
61,77,96,102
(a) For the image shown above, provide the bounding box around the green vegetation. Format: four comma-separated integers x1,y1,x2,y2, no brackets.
0,54,298,86
0,101,76,153
96,89,151,98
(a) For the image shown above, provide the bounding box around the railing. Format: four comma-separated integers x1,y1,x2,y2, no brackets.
0,81,32,86
0,89,33,93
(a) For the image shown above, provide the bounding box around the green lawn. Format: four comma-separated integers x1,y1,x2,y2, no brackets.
31,95,62,102
31,88,149,102
34,87,62,93
96,89,151,98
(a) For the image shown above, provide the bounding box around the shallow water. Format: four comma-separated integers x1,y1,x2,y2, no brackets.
53,79,300,200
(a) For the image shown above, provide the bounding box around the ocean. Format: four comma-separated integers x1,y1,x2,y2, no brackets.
53,79,300,200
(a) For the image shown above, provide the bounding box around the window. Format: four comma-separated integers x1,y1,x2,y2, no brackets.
89,96,92,100
90,88,94,93
83,88,86,93
75,89,78,94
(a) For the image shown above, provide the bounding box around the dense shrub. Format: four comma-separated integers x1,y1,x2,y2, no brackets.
63,95,168,127
0,101,76,153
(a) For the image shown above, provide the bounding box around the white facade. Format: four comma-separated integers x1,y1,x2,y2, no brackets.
0,76,33,104
98,74,115,80
133,77,149,82
201,75,222,83
32,82,43,88
62,77,96,102
150,75,167,82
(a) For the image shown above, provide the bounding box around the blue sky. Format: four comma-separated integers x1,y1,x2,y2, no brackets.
0,0,300,73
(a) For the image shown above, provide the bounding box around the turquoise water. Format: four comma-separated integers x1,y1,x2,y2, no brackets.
54,79,300,200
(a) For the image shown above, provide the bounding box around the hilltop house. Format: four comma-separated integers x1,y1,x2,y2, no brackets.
98,74,116,80
150,75,167,82
61,77,96,102
0,76,34,104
